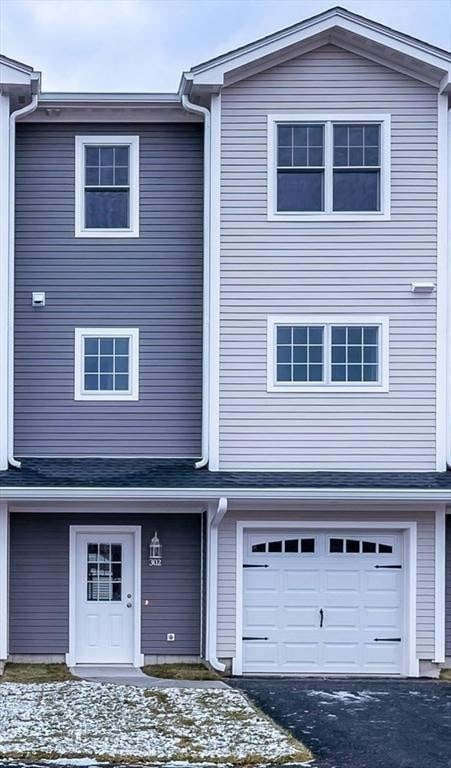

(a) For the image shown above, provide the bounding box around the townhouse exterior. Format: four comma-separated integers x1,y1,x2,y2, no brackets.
1,6,451,677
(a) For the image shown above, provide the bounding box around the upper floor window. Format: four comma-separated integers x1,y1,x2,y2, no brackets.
74,328,139,401
75,136,139,237
267,315,389,393
268,114,390,221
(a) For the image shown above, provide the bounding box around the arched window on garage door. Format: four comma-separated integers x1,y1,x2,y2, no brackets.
328,537,394,554
251,537,316,554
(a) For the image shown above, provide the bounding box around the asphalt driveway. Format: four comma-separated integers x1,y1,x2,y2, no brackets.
229,677,451,768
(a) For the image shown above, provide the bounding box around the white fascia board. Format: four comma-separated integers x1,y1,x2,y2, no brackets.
38,92,180,104
189,15,451,88
3,486,451,501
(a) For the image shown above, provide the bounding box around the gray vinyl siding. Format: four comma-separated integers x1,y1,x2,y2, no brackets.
219,44,438,471
9,512,201,655
14,122,203,457
446,515,451,656
217,508,436,661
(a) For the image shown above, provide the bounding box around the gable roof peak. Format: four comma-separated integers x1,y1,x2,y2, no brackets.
182,5,451,93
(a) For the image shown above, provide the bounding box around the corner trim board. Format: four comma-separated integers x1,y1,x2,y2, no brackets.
437,93,448,470
0,502,9,660
208,93,221,471
434,507,446,662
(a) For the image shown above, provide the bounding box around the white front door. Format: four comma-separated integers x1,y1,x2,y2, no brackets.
74,530,136,664
243,529,404,675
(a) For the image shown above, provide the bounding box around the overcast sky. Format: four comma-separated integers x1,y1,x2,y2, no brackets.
1,0,450,92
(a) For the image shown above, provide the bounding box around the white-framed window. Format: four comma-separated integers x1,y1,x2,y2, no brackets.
75,136,139,237
74,328,139,401
267,315,389,393
267,114,391,221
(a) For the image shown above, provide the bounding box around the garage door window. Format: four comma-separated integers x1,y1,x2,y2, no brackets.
329,537,393,554
252,537,315,554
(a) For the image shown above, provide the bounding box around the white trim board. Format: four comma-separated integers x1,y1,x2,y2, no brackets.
67,525,143,668
0,502,9,660
267,113,391,222
436,93,448,471
0,95,10,471
233,520,418,677
434,507,446,662
75,135,140,238
208,93,221,472
3,486,451,501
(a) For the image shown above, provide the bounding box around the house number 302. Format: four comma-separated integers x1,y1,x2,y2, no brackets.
149,558,162,567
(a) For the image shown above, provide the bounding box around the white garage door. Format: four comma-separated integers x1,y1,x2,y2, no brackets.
243,529,404,675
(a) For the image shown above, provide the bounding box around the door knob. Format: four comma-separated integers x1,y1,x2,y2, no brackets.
126,602,132,608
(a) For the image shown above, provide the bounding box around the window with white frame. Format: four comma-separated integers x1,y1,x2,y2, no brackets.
74,328,139,401
267,315,389,392
75,136,139,237
268,114,390,220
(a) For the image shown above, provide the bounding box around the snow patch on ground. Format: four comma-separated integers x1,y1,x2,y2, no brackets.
308,690,378,704
0,681,310,764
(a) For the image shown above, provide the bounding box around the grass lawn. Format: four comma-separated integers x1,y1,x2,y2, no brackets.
0,681,312,765
0,663,76,683
142,662,224,680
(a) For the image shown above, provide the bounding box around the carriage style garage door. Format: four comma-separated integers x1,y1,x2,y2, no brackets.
242,529,404,675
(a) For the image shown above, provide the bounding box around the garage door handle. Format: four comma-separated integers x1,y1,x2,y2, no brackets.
374,637,401,642
243,636,268,641
319,608,324,628
243,564,269,568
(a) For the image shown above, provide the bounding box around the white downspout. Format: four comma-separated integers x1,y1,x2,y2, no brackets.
8,94,39,469
206,496,227,672
181,94,210,469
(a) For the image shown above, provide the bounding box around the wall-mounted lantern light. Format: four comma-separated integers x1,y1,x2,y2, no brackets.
148,531,162,566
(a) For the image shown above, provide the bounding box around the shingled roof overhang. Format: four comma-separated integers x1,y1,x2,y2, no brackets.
1,459,451,502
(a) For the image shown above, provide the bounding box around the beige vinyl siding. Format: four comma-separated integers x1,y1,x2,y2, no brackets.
216,507,436,661
219,44,438,471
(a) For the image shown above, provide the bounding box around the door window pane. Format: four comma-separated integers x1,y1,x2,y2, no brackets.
86,542,122,602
